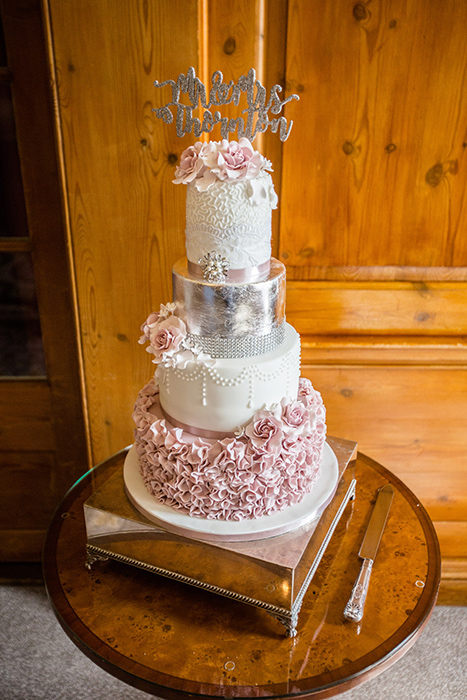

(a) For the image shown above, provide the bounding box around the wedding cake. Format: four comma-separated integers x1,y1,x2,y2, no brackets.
131,138,326,523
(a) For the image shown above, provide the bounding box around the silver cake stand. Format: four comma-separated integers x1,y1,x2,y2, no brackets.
84,436,357,636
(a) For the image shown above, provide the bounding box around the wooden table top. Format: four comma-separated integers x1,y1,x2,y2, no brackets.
43,448,441,699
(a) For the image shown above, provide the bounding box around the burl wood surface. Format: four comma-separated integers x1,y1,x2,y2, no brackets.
44,451,440,699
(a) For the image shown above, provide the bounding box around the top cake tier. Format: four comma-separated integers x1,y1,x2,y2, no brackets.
185,172,277,273
173,139,277,282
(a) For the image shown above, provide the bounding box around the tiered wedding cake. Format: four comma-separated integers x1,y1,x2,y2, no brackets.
130,138,326,523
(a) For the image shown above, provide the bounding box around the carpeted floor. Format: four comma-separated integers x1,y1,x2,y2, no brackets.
0,583,465,699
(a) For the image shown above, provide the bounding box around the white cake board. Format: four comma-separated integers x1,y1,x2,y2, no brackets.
123,442,339,542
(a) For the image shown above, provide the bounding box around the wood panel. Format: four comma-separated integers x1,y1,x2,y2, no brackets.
0,380,54,451
301,363,467,476
281,0,467,275
439,558,467,604
0,452,57,529
45,0,200,463
0,0,88,560
288,281,467,335
435,522,467,559
301,345,467,594
0,530,48,562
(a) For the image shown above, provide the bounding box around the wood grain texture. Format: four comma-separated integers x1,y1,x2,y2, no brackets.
46,0,200,462
434,522,467,559
0,380,54,451
281,0,467,274
302,363,467,473
438,556,467,604
287,281,467,335
438,579,467,606
0,0,88,560
0,530,48,561
0,452,57,529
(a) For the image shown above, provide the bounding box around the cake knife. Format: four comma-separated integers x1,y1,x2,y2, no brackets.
344,484,394,622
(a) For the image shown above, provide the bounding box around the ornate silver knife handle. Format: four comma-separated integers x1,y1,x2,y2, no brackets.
344,558,373,622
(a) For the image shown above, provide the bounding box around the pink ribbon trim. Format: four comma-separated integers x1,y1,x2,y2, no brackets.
161,406,237,440
188,259,270,283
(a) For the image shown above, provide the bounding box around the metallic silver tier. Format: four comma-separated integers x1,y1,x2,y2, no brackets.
172,257,286,358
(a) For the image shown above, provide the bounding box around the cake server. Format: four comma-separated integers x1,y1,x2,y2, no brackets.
344,483,394,622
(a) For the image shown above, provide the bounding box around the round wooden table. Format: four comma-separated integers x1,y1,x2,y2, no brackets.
43,449,440,699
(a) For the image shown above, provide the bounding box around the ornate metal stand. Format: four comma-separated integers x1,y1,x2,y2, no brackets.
84,436,357,637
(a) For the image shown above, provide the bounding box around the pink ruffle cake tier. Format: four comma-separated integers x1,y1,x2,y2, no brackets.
132,377,326,522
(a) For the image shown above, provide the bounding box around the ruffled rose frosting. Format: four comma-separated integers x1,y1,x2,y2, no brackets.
132,376,326,521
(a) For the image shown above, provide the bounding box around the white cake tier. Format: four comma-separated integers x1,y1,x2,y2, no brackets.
185,172,277,270
157,323,301,436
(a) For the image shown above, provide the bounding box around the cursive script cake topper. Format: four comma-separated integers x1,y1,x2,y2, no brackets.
152,67,300,142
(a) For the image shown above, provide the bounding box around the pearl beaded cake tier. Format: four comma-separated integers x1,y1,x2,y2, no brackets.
173,258,286,358
157,323,301,436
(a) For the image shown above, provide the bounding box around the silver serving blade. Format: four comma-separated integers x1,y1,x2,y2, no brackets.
344,484,394,622
359,484,394,560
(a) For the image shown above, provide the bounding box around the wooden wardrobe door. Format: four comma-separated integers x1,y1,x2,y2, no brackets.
0,0,87,561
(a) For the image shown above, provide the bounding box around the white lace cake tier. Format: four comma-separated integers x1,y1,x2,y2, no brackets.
185,172,276,269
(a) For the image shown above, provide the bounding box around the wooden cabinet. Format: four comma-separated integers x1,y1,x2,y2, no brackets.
1,0,465,599
0,0,87,560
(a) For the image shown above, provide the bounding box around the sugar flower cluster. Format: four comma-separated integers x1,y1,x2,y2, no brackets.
173,138,273,192
139,304,214,369
133,377,326,521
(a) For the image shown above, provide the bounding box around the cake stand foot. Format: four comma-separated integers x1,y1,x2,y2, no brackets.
271,611,299,637
85,547,109,570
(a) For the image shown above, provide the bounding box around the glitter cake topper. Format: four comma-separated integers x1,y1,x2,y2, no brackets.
153,67,300,142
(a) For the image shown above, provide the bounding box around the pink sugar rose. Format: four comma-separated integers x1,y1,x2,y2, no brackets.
213,138,267,181
245,410,284,453
281,399,311,436
172,142,206,184
147,315,186,363
139,311,161,343
211,138,271,180
173,139,273,192
139,304,176,343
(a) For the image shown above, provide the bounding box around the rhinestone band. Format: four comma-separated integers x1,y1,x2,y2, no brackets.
187,323,285,359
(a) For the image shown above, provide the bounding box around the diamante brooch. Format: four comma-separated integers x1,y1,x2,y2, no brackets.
198,251,230,283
